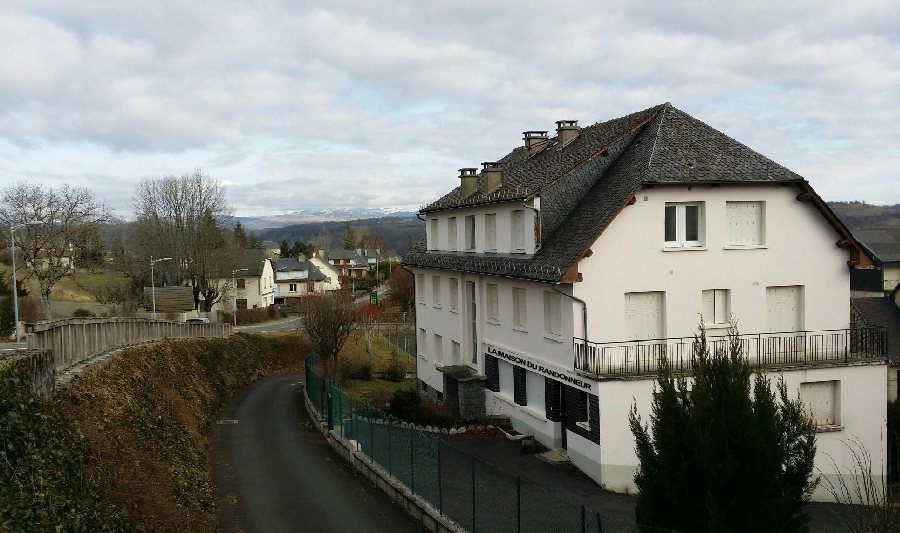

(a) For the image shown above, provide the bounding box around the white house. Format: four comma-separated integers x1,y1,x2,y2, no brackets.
402,104,887,501
273,255,332,304
208,249,275,313
310,251,342,291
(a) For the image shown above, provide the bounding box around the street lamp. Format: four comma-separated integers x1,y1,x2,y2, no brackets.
231,268,249,326
8,220,43,343
149,256,172,319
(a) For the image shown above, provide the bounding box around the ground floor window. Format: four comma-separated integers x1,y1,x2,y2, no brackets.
236,299,248,310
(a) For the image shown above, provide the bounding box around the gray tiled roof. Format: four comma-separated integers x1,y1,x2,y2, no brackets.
851,227,900,264
404,103,807,282
210,249,270,278
852,297,900,364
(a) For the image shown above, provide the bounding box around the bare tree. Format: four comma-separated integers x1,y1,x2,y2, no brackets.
300,291,358,380
0,183,110,319
132,170,232,310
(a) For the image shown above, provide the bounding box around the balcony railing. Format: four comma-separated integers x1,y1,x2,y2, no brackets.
573,327,888,378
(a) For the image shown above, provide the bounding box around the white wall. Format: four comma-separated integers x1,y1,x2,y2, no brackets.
310,256,342,290
596,363,887,502
574,185,851,342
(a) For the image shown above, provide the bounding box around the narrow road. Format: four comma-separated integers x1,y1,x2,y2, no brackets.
211,373,424,533
234,316,303,334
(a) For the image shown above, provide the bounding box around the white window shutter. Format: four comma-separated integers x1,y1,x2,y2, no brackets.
714,289,728,324
701,290,714,323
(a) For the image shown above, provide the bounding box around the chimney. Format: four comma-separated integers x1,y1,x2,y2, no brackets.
523,131,549,157
459,167,478,197
482,162,502,193
298,253,307,262
556,120,580,146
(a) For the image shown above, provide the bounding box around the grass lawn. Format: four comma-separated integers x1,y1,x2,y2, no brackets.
334,329,416,404
0,265,128,303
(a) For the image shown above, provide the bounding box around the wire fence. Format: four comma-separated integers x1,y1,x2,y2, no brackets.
305,355,677,533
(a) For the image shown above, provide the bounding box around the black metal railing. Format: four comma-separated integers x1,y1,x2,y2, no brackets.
573,326,888,377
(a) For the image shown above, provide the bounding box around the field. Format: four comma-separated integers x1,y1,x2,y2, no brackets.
0,265,129,318
333,329,416,406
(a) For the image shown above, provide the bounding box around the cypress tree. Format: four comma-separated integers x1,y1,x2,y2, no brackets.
629,324,818,532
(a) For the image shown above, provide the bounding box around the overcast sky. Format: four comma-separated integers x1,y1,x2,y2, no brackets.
0,1,898,217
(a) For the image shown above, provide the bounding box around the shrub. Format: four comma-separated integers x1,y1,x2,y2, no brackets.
71,308,96,318
384,350,406,382
388,388,422,421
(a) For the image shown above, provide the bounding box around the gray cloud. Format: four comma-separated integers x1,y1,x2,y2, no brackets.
0,0,898,216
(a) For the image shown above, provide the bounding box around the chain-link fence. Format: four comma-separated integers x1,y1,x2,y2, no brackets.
305,355,677,533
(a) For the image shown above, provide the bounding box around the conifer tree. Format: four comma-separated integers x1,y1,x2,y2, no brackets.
629,323,818,532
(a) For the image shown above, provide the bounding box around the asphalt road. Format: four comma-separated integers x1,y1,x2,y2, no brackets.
234,316,303,334
211,373,424,533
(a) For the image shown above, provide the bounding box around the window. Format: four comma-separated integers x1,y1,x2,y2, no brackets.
485,213,497,251
513,366,527,405
289,283,297,292
416,274,425,304
307,281,314,293
512,210,526,252
430,218,439,250
800,381,840,427
664,202,704,247
448,217,458,251
486,283,499,323
701,289,730,326
448,278,459,312
451,340,461,363
544,291,561,337
526,372,545,417
236,298,248,310
236,278,246,289
432,275,442,308
512,287,527,329
418,328,427,359
434,334,443,364
498,360,514,399
726,201,764,246
575,390,595,431
465,215,476,250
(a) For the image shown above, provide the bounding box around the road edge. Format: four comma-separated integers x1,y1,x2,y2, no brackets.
301,385,465,533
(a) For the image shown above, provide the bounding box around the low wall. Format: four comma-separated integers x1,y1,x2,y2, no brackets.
302,386,464,533
0,349,55,397
27,318,232,372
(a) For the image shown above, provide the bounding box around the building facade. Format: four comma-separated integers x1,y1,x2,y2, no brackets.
273,255,331,303
403,104,887,501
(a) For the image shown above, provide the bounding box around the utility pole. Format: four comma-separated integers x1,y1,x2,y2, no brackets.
231,267,249,326
8,220,42,343
149,256,172,319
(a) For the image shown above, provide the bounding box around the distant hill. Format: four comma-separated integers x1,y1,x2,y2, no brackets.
828,201,900,229
258,215,424,256
234,207,417,231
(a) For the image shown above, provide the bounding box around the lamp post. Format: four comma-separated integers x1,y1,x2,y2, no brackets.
149,256,172,319
8,220,43,343
231,268,249,326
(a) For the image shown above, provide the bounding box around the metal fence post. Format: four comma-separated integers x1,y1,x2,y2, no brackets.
388,421,393,476
410,428,415,494
437,440,443,515
369,406,374,458
581,505,586,533
516,475,521,533
471,456,476,533
596,512,603,533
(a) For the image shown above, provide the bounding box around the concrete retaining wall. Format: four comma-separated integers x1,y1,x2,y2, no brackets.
302,386,464,533
0,349,55,397
27,318,232,372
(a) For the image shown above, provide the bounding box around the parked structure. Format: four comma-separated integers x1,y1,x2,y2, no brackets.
207,249,275,313
402,103,887,501
273,255,332,304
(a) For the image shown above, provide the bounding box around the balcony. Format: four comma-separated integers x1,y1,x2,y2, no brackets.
573,327,888,378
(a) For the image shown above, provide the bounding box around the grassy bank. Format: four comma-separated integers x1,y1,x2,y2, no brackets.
1,333,309,532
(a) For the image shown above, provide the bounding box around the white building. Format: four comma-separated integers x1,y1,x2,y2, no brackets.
273,255,332,303
208,249,275,313
402,104,887,501
310,251,342,291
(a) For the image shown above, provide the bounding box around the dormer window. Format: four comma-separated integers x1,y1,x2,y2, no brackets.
429,218,439,250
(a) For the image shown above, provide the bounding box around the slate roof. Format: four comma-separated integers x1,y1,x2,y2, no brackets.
209,249,270,278
852,297,900,364
850,227,900,264
326,249,383,263
404,103,812,282
274,257,328,282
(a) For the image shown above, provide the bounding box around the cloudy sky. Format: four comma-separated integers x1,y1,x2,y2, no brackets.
0,1,898,217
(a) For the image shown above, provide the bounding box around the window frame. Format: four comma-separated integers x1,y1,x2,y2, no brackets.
465,215,476,251
289,283,297,293
664,202,705,249
418,328,427,359
432,275,442,308
543,291,561,339
236,278,246,289
448,277,459,312
725,201,765,247
448,217,458,251
416,274,425,304
512,287,528,331
485,213,497,252
429,218,439,250
512,209,526,253
701,288,730,327
486,283,500,324
433,333,443,364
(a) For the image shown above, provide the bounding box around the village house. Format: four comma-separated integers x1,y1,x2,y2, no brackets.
849,227,900,297
324,248,384,279
272,255,332,304
207,249,275,314
402,103,888,501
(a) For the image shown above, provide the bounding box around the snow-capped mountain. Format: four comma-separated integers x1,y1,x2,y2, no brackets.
235,207,417,230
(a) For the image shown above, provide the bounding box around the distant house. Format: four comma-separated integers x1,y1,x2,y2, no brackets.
260,240,281,258
273,255,331,304
310,252,342,291
324,248,384,279
206,249,275,313
852,296,900,400
849,227,900,295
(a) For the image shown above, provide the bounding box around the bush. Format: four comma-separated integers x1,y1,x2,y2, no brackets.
71,308,96,318
384,350,406,382
388,388,422,421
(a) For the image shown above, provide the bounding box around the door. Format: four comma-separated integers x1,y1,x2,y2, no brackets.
766,286,803,332
625,292,665,340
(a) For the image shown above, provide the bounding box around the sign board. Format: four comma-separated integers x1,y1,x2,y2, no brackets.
484,342,595,393
369,291,378,305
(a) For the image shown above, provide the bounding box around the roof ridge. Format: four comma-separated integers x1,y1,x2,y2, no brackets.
646,103,670,169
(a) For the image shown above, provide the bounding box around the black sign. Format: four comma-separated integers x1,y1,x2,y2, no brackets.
485,344,593,392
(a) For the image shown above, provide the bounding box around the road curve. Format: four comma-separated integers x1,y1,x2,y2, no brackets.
211,373,424,533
